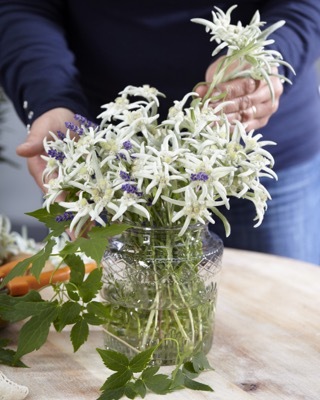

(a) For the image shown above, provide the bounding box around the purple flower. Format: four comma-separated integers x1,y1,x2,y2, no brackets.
120,171,131,181
47,149,65,162
123,140,133,150
74,114,97,129
55,211,74,222
190,172,209,182
121,184,142,196
57,130,66,140
65,121,84,135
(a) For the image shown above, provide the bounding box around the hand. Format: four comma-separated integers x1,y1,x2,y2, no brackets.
196,56,284,131
16,107,75,192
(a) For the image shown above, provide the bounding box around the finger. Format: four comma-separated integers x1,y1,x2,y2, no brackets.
27,156,47,193
16,132,47,158
228,98,277,131
215,77,258,101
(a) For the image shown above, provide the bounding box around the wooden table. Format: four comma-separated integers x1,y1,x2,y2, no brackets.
1,248,319,400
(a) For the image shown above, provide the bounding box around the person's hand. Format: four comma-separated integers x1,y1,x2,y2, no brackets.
195,56,284,131
16,107,75,192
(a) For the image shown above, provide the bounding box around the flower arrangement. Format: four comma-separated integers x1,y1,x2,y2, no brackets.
41,6,293,239
0,5,294,400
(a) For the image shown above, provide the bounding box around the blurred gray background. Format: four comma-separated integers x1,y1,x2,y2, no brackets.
0,92,47,241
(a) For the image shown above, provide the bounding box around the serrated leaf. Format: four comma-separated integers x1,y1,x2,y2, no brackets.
87,224,131,240
98,387,125,400
84,224,131,265
56,301,82,331
182,361,199,379
70,318,89,352
78,268,103,303
129,346,156,373
77,237,106,266
65,282,80,301
29,239,56,279
101,369,132,391
82,312,105,326
133,379,146,398
26,205,69,236
140,365,160,380
144,374,172,394
14,306,59,361
0,291,43,322
183,376,214,392
97,348,129,372
65,254,85,286
124,382,138,399
191,351,213,373
170,369,185,390
0,347,28,367
87,301,108,320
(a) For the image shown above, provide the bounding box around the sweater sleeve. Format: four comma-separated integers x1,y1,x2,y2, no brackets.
260,0,320,87
0,0,88,125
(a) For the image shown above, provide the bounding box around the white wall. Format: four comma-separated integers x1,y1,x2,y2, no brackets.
0,98,47,240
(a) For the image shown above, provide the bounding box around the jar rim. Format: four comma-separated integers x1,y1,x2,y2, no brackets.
124,222,208,233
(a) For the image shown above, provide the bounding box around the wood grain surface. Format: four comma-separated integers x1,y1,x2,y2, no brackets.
1,248,319,400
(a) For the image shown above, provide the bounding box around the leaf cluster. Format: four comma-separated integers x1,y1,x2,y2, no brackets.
97,345,214,399
0,206,130,365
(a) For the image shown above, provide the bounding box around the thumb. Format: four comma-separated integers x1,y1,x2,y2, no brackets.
16,107,75,158
16,131,44,157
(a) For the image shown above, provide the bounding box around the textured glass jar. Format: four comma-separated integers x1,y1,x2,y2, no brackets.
100,224,223,365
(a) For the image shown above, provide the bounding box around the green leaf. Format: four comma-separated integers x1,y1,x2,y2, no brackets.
70,318,89,352
101,369,132,391
170,369,185,390
0,291,43,322
0,346,27,367
182,361,199,379
78,268,102,303
129,346,156,373
26,205,70,236
65,282,80,301
191,351,213,373
82,312,105,326
97,348,129,372
87,301,108,320
77,237,106,266
183,376,214,392
14,305,59,361
98,387,125,400
124,382,138,399
83,224,131,265
55,301,82,331
65,254,85,286
144,374,172,394
140,365,160,380
133,379,146,398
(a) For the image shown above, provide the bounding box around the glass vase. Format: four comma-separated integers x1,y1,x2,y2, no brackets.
100,223,223,365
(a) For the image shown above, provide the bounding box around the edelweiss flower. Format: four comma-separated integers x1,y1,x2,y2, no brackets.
162,186,225,235
41,6,291,237
192,5,295,101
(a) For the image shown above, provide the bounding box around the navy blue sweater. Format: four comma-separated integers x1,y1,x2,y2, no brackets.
1,0,320,171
